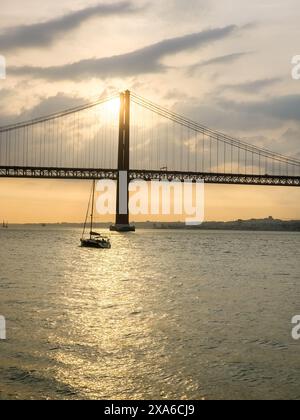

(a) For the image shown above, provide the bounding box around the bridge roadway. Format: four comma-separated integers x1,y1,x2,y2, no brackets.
0,166,300,187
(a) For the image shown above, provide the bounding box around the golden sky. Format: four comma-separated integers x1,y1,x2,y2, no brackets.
1,179,299,223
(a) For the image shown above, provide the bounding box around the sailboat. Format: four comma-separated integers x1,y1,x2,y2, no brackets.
80,180,111,249
2,221,8,229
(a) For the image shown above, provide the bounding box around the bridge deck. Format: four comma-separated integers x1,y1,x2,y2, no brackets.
0,166,299,187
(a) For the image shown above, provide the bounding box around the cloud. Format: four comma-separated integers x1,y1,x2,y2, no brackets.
187,52,250,75
241,129,300,160
0,1,138,51
200,52,250,67
220,78,282,94
218,95,300,122
153,0,212,22
9,25,238,80
173,92,300,136
279,128,300,159
175,99,279,133
19,93,87,120
0,91,88,126
172,96,300,160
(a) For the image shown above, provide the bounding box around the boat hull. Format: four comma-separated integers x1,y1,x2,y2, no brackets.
80,239,111,249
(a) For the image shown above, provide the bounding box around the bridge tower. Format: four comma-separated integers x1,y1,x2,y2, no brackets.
110,90,135,232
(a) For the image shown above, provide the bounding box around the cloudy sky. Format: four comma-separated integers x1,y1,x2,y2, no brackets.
0,0,300,222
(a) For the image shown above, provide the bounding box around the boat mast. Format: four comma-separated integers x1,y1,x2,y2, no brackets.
81,183,93,240
90,180,96,237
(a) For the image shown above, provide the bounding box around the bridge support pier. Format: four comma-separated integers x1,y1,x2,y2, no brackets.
110,90,135,233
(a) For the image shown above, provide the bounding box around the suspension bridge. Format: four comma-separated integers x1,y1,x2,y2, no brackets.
0,90,299,230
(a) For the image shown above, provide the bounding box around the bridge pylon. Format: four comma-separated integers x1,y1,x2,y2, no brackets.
110,90,135,233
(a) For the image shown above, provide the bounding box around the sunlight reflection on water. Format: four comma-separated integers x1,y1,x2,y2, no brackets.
0,228,300,400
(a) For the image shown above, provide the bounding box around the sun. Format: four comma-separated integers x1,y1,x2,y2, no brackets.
104,97,120,115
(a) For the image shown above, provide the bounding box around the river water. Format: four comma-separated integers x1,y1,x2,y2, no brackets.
0,228,299,400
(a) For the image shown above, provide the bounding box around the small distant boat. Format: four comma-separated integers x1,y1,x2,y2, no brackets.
80,180,111,249
2,221,8,229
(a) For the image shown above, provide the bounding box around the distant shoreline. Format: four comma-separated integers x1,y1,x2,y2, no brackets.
3,218,300,232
